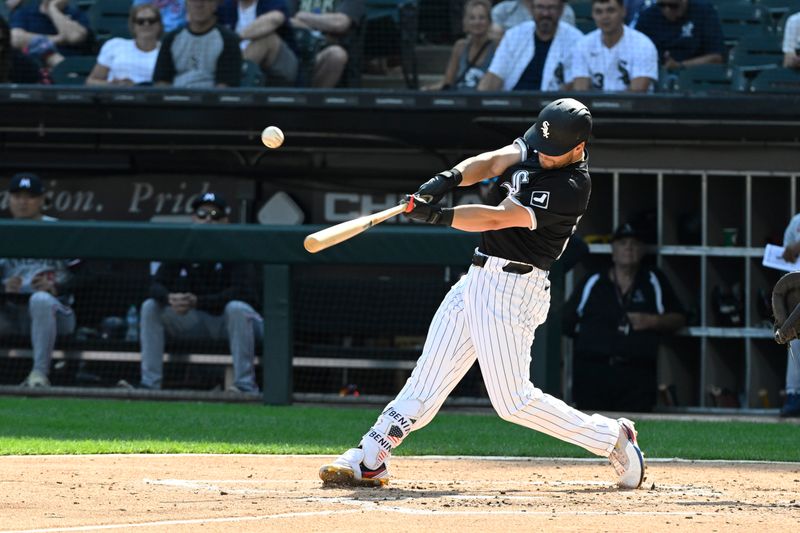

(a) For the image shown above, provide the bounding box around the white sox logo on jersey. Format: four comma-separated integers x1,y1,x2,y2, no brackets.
502,170,530,196
541,121,550,138
529,191,550,209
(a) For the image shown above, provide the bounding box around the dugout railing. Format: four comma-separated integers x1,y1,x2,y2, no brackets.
0,220,566,405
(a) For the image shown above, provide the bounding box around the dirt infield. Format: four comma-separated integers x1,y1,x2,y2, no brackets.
1,455,798,532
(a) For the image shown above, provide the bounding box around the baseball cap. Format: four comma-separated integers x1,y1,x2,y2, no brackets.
523,98,592,156
611,223,644,243
8,173,44,196
190,192,228,213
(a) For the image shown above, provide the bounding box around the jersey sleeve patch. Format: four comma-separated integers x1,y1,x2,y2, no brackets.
529,191,550,209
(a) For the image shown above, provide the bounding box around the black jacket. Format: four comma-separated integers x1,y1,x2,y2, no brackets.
149,262,259,315
563,264,683,361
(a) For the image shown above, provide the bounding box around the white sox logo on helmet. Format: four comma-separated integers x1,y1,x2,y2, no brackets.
541,120,550,138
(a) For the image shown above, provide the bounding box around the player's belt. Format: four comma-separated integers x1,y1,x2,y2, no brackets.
471,253,534,275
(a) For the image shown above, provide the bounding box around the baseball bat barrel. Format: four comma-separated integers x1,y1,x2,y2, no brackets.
303,202,408,254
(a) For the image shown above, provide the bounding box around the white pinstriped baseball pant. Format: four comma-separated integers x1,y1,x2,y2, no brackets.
367,253,620,459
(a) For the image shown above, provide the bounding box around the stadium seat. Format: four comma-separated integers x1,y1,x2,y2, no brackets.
50,56,97,85
89,0,133,43
240,60,264,87
717,3,772,46
364,0,418,88
759,0,800,31
657,67,677,92
673,64,736,92
76,0,98,11
572,0,596,34
747,67,800,92
729,33,784,71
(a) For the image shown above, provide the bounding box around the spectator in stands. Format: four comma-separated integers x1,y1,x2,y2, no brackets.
477,0,582,91
153,0,242,87
86,4,162,86
424,0,497,91
634,0,724,72
134,0,186,33
216,0,298,86
9,0,92,69
0,173,76,388
570,0,658,92
563,223,685,412
782,10,800,70
130,192,261,393
0,15,42,83
490,0,575,39
288,0,364,88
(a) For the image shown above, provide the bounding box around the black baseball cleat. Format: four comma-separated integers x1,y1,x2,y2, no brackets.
319,448,390,487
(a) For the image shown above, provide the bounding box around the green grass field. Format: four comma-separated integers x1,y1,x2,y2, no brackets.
0,397,798,461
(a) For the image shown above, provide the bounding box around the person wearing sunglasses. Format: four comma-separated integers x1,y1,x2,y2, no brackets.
86,4,162,86
570,0,658,92
133,0,187,33
489,0,576,41
130,192,263,393
478,0,583,91
633,0,723,73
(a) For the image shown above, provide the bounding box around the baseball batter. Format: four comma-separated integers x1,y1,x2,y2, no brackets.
319,98,645,490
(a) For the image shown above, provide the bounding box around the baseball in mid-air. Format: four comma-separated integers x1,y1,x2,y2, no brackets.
261,126,284,149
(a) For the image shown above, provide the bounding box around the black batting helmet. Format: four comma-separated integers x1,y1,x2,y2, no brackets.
523,98,592,156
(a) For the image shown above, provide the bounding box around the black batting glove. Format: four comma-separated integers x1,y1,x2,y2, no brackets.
415,169,463,204
402,195,454,226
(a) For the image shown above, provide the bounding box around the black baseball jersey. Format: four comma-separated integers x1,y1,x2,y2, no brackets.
479,138,592,270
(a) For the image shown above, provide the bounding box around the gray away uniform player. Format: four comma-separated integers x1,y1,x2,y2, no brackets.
319,98,646,490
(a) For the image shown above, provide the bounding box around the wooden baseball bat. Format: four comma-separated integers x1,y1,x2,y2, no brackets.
303,202,409,253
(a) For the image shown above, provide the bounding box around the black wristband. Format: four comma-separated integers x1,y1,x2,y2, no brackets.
447,169,463,185
436,207,454,226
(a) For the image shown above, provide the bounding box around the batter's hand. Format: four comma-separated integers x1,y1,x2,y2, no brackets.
402,195,454,226
415,169,463,204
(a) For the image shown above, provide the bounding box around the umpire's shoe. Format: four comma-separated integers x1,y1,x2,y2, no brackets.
609,418,646,489
319,447,389,487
